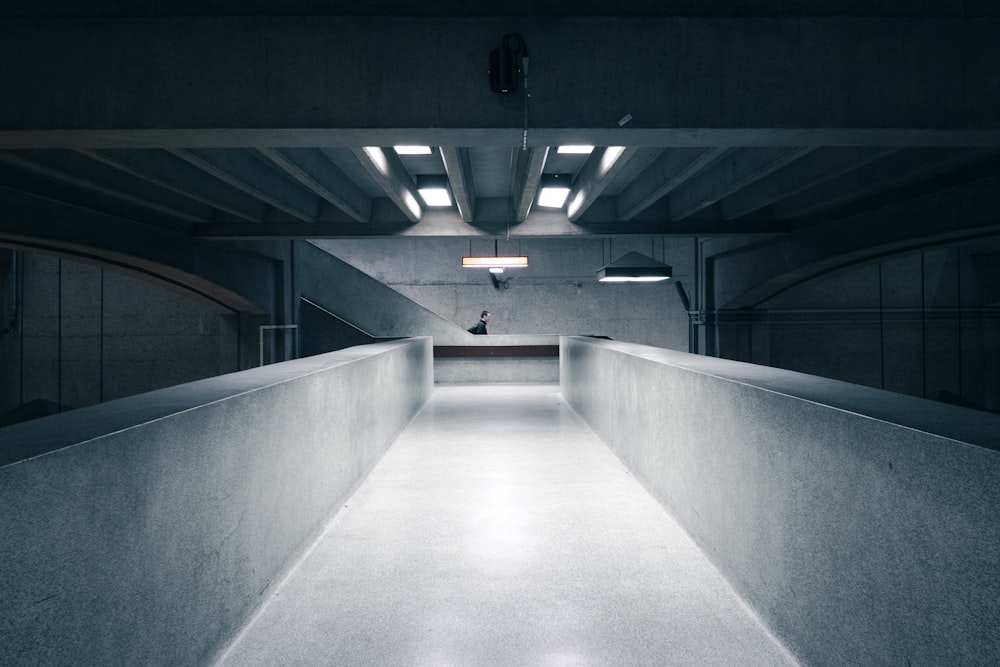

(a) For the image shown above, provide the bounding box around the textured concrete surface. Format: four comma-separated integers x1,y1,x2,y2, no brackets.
0,339,432,667
434,356,559,384
317,237,694,350
2,16,997,133
723,244,1000,411
432,336,562,384
216,384,797,667
561,336,1000,666
0,251,252,417
296,241,467,344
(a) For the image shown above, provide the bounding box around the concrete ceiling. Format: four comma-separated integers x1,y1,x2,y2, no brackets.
1,138,997,241
5,2,1000,18
0,5,998,251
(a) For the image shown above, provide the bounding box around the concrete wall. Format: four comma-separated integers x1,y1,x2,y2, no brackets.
314,236,695,350
561,336,1000,666
714,239,1000,412
432,334,561,384
295,240,468,344
0,250,265,421
0,337,433,666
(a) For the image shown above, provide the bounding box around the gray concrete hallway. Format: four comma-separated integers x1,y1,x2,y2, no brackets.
216,384,798,666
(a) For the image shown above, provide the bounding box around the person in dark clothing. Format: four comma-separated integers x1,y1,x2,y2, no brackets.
467,310,492,335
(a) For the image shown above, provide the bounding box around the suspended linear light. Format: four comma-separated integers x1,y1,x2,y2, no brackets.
597,251,672,283
464,238,527,272
462,256,528,268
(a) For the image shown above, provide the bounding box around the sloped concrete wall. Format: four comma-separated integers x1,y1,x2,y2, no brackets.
561,336,1000,666
0,338,432,667
296,240,468,344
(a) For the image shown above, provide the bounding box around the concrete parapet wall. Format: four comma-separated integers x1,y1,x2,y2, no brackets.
0,338,433,666
560,336,1000,666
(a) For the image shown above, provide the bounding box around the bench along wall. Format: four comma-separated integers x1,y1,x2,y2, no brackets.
560,336,1000,667
0,338,433,667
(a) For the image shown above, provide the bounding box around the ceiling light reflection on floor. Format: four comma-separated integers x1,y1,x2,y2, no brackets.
472,482,533,562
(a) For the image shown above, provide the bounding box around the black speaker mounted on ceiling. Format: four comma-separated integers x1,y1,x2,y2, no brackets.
490,33,528,94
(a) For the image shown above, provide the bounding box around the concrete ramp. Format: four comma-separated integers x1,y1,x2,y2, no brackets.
216,384,798,666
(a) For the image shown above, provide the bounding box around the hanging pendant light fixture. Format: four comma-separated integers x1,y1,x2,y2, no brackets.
462,239,528,271
462,256,528,268
597,251,672,282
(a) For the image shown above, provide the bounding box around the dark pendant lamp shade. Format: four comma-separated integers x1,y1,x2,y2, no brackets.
597,251,673,283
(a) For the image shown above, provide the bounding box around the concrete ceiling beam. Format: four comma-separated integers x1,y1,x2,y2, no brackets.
168,148,319,223
439,146,477,223
616,148,730,221
0,185,275,314
566,146,640,222
350,146,422,223
1,17,997,137
191,206,790,239
772,148,996,221
719,147,901,221
75,148,269,223
712,173,1000,310
0,150,210,222
4,128,1000,151
259,147,372,223
669,147,814,221
512,147,548,223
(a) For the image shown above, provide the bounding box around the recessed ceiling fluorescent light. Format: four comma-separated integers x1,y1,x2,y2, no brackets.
416,175,452,207
537,174,572,208
418,187,451,207
538,187,570,208
557,145,595,154
394,145,433,155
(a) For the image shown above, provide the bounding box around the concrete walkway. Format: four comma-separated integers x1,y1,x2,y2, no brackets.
216,384,798,666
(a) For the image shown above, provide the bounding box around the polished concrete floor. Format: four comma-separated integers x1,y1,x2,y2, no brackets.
217,384,798,666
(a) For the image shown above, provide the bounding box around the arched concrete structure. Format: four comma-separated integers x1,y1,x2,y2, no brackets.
0,187,276,315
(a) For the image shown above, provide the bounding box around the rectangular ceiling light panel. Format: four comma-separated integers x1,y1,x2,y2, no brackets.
418,186,452,207
394,145,433,155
